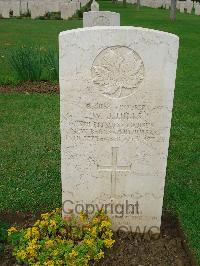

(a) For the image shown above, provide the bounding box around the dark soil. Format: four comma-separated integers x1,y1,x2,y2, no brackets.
0,211,197,266
0,81,59,94
92,211,197,266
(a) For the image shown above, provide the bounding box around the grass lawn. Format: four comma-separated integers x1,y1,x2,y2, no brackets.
0,2,200,263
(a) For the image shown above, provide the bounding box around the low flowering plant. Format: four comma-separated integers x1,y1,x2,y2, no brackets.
7,209,115,266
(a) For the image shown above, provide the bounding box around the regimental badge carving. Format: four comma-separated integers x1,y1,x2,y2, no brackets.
93,16,110,26
91,46,145,98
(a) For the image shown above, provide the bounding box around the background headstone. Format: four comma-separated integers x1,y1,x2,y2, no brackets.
12,0,20,16
179,2,185,12
83,11,120,27
59,26,179,232
195,2,200,15
2,2,10,18
186,0,193,13
91,0,99,11
61,2,79,20
30,2,45,18
20,0,28,14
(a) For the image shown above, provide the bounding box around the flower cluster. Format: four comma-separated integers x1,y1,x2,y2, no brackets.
8,209,115,266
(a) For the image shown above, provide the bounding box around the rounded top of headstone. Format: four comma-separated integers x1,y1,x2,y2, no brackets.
59,26,179,42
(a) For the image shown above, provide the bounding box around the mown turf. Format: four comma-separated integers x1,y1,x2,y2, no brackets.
0,2,199,263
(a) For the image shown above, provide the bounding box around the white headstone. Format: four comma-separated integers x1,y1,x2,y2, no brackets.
195,2,200,14
60,27,179,233
12,0,20,16
186,0,193,13
2,2,10,18
61,2,78,20
83,11,120,27
30,2,45,19
179,2,185,12
91,0,99,11
193,1,198,8
20,0,28,14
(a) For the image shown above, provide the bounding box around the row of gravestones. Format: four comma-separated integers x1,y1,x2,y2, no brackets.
0,0,90,19
179,0,200,15
118,0,200,15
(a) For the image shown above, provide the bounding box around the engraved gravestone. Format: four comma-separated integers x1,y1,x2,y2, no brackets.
83,11,120,27
60,27,179,232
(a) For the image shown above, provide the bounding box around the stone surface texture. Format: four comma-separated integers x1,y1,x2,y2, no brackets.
59,27,179,232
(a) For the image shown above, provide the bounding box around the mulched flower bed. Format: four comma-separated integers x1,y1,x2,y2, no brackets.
0,211,197,266
0,82,59,94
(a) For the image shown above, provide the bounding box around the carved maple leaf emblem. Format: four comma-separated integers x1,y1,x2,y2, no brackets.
92,46,144,98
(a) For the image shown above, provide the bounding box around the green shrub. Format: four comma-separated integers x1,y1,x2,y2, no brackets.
8,45,44,82
8,45,59,83
44,49,59,82
8,209,115,266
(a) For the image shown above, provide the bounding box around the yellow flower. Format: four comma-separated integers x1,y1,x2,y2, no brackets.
50,220,57,227
44,260,55,266
41,213,50,220
34,262,41,266
100,221,111,229
102,229,113,239
45,239,54,248
16,249,27,260
7,226,17,236
26,239,39,257
52,249,59,257
34,220,40,227
92,217,99,224
94,249,104,260
51,208,61,215
103,238,115,248
31,227,40,238
79,212,87,222
55,260,63,265
90,226,97,237
39,220,49,228
69,249,78,258
84,237,94,246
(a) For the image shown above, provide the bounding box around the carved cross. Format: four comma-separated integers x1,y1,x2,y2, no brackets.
97,147,132,198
